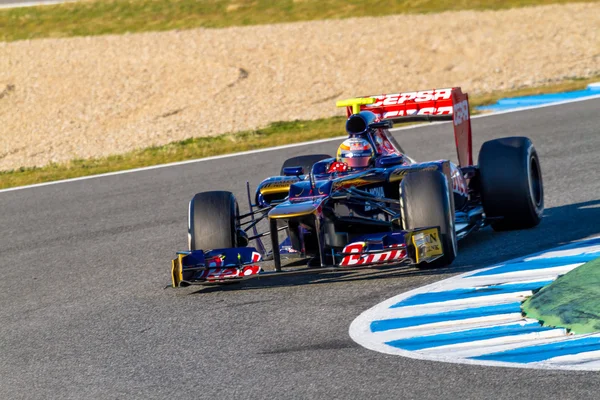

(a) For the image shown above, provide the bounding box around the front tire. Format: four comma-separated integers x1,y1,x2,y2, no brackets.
400,170,457,269
478,137,543,231
188,191,238,251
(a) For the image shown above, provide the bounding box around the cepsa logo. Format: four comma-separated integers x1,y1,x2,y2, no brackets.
453,100,469,126
368,89,453,107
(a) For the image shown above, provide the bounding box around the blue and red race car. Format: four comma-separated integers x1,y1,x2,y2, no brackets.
171,87,544,286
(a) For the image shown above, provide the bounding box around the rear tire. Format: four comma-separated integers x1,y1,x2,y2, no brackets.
400,170,457,269
280,154,332,176
478,137,543,231
188,191,238,251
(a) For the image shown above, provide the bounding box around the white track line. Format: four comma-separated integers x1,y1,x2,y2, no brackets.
0,0,75,9
2,93,600,195
0,135,342,194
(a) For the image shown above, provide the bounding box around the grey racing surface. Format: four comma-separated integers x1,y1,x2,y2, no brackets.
1,99,599,399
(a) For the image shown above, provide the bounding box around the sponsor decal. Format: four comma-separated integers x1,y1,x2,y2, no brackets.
412,228,443,263
241,265,262,277
333,177,372,190
369,89,453,107
251,252,262,262
292,186,305,197
205,251,261,265
206,255,225,267
206,267,238,281
389,165,439,182
196,265,262,282
340,242,406,266
380,107,453,118
262,182,294,189
450,163,469,197
260,179,297,194
339,138,372,152
453,99,469,126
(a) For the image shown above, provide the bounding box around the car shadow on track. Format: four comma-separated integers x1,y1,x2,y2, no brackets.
186,199,600,294
186,266,447,294
454,198,600,270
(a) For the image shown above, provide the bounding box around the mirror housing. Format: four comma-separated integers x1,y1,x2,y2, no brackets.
376,155,405,168
282,166,304,176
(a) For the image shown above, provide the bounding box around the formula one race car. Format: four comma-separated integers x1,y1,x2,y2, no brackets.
171,87,544,287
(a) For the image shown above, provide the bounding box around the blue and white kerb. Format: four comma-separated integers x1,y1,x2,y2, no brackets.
349,237,600,370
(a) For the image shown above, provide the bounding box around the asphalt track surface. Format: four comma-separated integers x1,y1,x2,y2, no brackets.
1,99,600,399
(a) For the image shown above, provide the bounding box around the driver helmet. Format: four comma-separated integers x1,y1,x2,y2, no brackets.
336,137,375,169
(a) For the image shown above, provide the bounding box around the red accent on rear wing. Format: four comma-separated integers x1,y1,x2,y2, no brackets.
344,88,473,167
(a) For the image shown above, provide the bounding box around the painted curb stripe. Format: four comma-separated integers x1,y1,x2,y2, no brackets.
470,257,597,277
472,336,600,363
370,302,521,332
391,280,553,308
460,264,581,284
477,84,600,111
350,236,600,370
386,323,555,351
370,299,525,322
369,316,530,343
542,350,600,366
420,331,570,359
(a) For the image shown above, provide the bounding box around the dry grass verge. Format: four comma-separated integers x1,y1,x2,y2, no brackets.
0,0,591,42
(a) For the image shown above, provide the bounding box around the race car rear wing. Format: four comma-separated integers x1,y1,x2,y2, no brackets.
337,87,473,167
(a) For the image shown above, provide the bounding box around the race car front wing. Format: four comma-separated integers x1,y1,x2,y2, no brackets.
170,226,443,287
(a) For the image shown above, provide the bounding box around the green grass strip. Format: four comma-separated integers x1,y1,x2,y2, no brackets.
1,75,599,190
522,256,600,334
0,0,592,42
0,117,345,189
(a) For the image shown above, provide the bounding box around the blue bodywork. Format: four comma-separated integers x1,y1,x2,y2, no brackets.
171,111,479,286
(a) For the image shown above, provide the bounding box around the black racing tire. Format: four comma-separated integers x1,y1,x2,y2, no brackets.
188,191,238,251
280,154,332,176
400,170,457,269
478,137,543,231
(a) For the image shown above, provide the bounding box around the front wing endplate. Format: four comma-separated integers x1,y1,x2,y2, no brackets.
411,227,443,263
